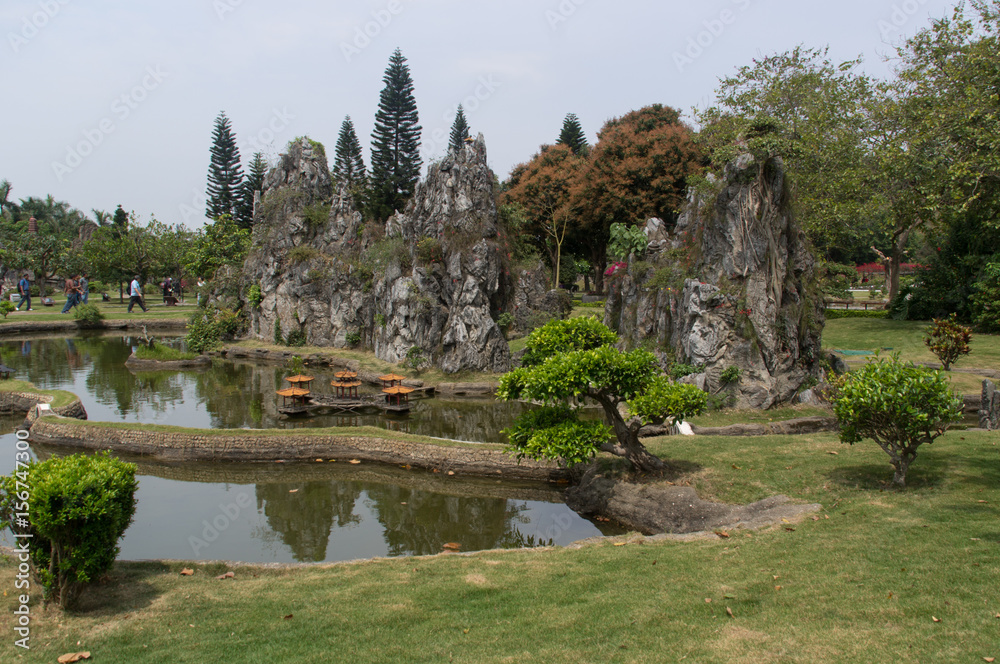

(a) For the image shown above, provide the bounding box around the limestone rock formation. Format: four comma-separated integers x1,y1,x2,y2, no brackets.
604,154,824,408
512,261,572,333
241,135,512,374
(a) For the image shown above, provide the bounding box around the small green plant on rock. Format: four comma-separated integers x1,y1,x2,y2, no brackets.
403,346,427,373
0,452,138,609
924,314,972,371
497,312,514,337
247,284,263,310
832,353,962,488
720,366,741,384
345,331,361,347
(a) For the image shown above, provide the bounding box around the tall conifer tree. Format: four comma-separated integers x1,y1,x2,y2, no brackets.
333,116,367,187
369,48,422,221
235,152,267,230
557,113,589,156
206,111,244,220
449,105,471,152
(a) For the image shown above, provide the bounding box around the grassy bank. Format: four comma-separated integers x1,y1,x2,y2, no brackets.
2,428,997,662
0,300,194,324
0,379,78,409
822,318,999,394
134,343,199,362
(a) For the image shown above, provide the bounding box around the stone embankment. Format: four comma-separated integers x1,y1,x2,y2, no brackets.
0,318,187,336
26,417,565,482
125,352,212,371
0,391,87,423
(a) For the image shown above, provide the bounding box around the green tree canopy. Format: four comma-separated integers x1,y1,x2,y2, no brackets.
369,49,422,221
556,112,589,156
448,105,471,153
498,317,707,472
185,214,250,280
333,116,367,187
206,111,245,221
235,152,268,230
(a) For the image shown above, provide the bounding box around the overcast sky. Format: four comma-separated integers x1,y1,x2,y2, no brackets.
2,0,957,229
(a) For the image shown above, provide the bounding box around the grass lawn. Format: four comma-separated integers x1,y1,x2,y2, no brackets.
686,404,831,428
0,379,78,408
823,318,999,394
2,429,998,662
133,342,199,362
0,300,194,324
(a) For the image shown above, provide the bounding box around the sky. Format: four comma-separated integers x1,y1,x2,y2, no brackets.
2,0,958,229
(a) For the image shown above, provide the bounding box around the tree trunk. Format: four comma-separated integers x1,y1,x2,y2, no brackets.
892,454,913,488
596,394,664,473
887,224,915,303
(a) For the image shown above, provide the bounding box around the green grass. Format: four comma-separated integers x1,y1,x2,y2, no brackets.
40,416,503,449
687,404,831,428
0,300,193,324
823,318,999,393
0,378,78,408
133,343,199,361
2,429,998,662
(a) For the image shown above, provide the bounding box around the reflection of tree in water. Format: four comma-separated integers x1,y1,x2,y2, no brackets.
363,484,538,557
255,480,362,562
0,338,74,386
194,362,275,429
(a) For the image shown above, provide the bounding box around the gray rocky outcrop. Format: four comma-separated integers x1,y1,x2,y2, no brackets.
604,154,824,408
242,135,512,373
512,262,572,332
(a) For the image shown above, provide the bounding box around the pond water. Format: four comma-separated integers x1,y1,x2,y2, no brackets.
0,334,622,563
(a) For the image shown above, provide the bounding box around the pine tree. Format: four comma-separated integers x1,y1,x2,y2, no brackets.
557,113,589,156
449,105,471,153
369,48,422,221
235,152,267,230
333,116,367,187
206,111,244,221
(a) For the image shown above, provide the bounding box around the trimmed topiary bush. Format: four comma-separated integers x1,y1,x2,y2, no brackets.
0,452,138,608
924,314,972,371
832,354,962,487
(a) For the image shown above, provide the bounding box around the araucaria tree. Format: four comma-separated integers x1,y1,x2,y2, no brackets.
235,152,268,230
369,48,422,221
206,111,244,221
333,116,367,187
833,354,962,487
498,317,707,472
449,105,470,152
556,113,589,156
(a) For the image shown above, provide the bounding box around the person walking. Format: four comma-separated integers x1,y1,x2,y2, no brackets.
61,274,82,313
15,274,32,311
79,273,90,304
128,275,148,313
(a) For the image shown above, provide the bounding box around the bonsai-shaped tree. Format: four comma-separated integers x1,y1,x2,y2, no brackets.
497,317,707,472
924,314,972,371
832,353,962,487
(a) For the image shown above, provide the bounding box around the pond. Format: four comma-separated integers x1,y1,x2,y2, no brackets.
0,334,623,563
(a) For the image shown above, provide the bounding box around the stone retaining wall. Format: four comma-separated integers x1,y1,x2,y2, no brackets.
27,418,566,481
0,318,187,336
125,352,212,371
0,390,87,423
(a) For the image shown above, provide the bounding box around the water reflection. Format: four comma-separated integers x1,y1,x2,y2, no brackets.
0,334,540,441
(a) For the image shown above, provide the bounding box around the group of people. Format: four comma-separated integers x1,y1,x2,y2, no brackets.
8,274,198,314
60,274,90,313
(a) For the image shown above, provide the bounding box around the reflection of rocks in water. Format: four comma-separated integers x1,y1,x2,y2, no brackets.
255,481,361,562
364,484,539,557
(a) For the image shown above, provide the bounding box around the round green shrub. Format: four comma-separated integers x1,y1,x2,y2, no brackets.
832,354,962,488
0,452,137,608
73,303,105,326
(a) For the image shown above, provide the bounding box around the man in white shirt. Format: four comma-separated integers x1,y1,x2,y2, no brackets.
128,275,148,313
